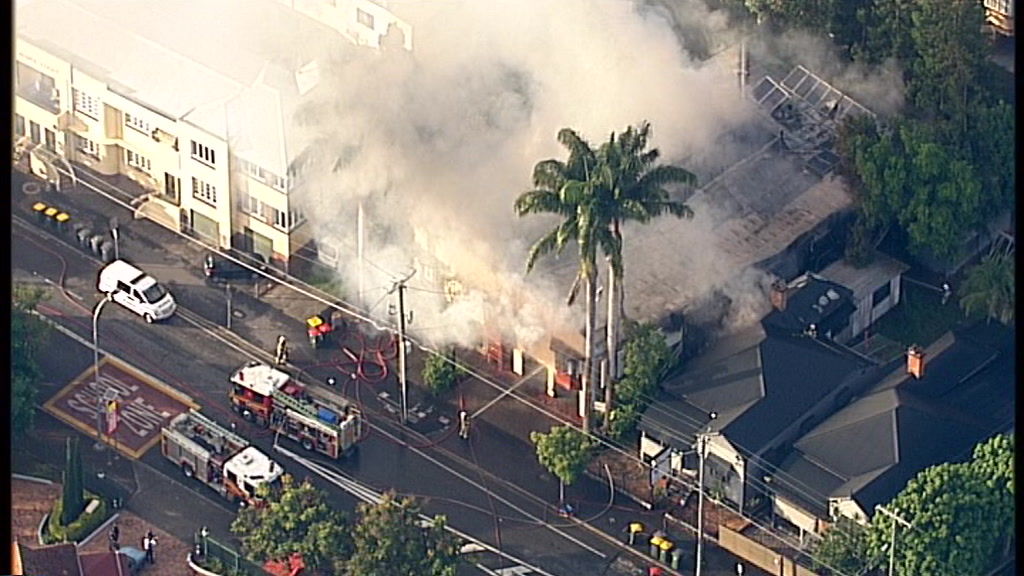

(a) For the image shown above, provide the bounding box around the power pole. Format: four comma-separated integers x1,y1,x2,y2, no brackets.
390,270,416,424
876,505,912,576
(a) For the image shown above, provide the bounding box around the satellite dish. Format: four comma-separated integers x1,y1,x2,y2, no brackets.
818,295,830,307
826,289,840,301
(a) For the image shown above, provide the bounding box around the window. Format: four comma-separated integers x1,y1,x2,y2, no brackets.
356,8,375,29
124,112,151,134
29,121,40,144
164,173,180,204
872,282,892,307
72,88,101,119
76,134,101,157
15,114,25,137
237,191,264,218
268,172,287,192
44,129,56,151
192,177,217,205
190,140,216,166
271,207,304,231
125,149,152,173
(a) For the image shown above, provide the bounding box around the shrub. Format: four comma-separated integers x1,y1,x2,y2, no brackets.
422,349,462,396
46,492,107,544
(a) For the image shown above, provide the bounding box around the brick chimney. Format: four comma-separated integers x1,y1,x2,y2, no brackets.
907,346,925,379
770,279,788,311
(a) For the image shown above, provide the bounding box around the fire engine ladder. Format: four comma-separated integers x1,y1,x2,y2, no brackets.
183,409,248,449
270,389,324,422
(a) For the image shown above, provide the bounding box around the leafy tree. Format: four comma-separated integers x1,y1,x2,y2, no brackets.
346,491,460,576
959,253,1014,325
605,323,672,442
60,436,85,526
515,128,604,433
811,516,874,575
530,425,595,505
907,0,988,137
964,100,1015,221
12,284,49,439
232,475,351,575
813,434,1015,576
855,0,916,64
421,348,462,396
593,122,694,428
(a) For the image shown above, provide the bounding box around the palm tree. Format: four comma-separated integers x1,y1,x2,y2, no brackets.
594,122,696,429
959,252,1014,325
515,129,606,433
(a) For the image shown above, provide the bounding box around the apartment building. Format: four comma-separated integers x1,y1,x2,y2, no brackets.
13,0,409,268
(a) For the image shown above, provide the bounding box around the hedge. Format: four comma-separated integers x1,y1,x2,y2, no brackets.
46,491,108,544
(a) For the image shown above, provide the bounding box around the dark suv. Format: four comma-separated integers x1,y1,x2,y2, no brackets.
203,251,268,284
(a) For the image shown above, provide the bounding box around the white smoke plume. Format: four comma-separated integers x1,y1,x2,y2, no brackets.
280,0,902,351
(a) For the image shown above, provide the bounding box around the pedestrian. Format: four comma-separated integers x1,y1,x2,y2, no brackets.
144,531,158,564
275,335,289,366
108,523,119,551
142,534,151,563
941,282,951,306
458,410,470,440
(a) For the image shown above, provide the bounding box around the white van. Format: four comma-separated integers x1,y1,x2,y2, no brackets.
97,260,177,323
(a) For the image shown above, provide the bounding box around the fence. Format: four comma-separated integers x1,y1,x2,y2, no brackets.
194,531,268,575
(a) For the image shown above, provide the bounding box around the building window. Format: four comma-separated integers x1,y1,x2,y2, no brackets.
44,129,56,151
30,121,41,144
15,114,25,137
124,112,151,134
190,140,216,166
72,88,101,119
268,173,287,192
872,282,892,307
356,8,375,29
164,173,180,204
272,207,304,231
237,191,264,219
125,149,152,173
192,177,217,205
76,134,101,158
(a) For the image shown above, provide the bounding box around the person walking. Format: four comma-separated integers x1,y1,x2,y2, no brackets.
108,523,119,551
143,531,157,564
142,533,151,563
275,335,289,366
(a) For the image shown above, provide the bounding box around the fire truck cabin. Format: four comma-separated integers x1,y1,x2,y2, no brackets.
223,446,284,505
230,361,305,424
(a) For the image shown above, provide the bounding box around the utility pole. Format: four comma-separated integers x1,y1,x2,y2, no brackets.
695,411,718,576
389,269,416,424
876,505,912,576
225,282,232,330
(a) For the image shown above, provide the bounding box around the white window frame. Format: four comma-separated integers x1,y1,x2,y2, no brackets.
72,88,101,120
124,112,151,135
191,176,217,205
15,114,25,137
125,149,152,173
271,207,305,231
356,8,375,29
76,134,101,158
190,140,216,166
237,191,265,220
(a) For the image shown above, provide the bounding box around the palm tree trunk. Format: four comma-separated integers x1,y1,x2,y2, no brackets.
581,275,596,434
603,261,617,430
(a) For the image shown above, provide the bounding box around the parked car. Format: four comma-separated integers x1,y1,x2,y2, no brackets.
203,251,268,284
97,259,177,323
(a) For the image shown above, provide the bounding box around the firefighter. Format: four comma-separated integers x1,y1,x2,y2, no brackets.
275,335,289,366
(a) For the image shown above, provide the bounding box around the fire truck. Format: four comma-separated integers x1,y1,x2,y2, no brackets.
229,361,362,459
161,410,284,506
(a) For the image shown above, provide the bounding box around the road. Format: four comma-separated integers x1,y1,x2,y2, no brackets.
12,168,765,576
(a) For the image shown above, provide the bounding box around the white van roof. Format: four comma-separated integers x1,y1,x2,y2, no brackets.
101,259,146,283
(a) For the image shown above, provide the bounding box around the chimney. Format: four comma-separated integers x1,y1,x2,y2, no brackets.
770,279,788,311
907,346,925,379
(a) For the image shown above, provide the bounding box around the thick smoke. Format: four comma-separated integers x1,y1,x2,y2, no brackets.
281,0,901,350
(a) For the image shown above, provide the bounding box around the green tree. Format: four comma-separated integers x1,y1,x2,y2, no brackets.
811,516,873,575
515,128,604,433
959,253,1014,325
421,348,462,396
346,491,460,576
530,425,595,505
594,122,694,428
232,475,351,574
814,434,1015,576
12,284,49,439
60,436,85,526
855,0,916,64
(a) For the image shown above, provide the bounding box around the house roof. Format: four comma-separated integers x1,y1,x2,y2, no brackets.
640,320,872,456
774,321,1015,518
18,541,82,576
762,274,856,337
818,252,909,303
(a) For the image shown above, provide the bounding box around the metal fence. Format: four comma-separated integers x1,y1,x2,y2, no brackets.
194,530,268,575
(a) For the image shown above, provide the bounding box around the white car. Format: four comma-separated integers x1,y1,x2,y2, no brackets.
97,260,177,323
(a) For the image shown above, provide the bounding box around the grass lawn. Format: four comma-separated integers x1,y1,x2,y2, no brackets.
872,281,968,348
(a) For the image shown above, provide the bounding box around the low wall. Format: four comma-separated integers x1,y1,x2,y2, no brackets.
718,526,820,576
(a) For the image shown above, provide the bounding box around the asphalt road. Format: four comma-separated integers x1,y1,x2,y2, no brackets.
12,168,765,576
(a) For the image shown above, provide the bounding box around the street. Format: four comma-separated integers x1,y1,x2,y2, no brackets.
12,168,765,576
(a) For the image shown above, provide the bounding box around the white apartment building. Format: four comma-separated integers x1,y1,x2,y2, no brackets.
14,0,409,268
